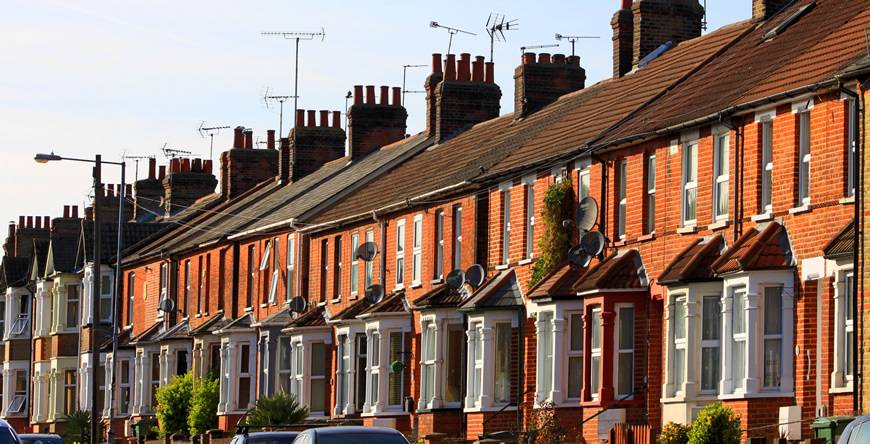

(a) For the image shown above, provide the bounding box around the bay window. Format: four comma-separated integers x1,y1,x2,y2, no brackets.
467,322,483,407
63,370,77,416
118,358,132,415
420,322,435,405
615,305,635,398
682,142,698,225
238,344,252,409
701,296,721,394
445,325,463,403
310,343,327,415
336,334,349,414
567,313,584,400
369,332,379,407
833,270,854,389
536,312,554,403
731,288,747,392
387,332,405,407
278,337,293,394
493,323,512,404
762,286,783,389
590,307,602,399
672,297,687,395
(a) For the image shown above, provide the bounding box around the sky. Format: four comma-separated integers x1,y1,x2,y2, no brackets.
0,0,749,231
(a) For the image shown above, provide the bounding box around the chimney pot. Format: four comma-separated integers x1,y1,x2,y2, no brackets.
472,57,484,82
26,216,33,228
365,86,376,104
35,217,41,229
379,86,389,105
354,85,364,105
233,126,244,148
182,158,192,172
107,185,115,198
392,87,401,106
244,130,253,149
522,52,536,65
159,165,166,179
203,159,213,174
18,216,24,228
44,216,50,230
332,111,342,128
72,206,79,219
296,109,305,127
552,54,566,64
445,54,457,81
319,110,329,127
622,0,632,8
148,158,156,179
267,129,276,149
63,205,70,218
538,53,551,64
458,53,471,81
170,158,180,174
307,110,316,127
125,184,132,196
485,62,495,83
432,53,443,74
192,158,202,172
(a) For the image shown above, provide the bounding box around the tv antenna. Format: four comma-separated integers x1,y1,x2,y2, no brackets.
402,64,426,106
554,34,599,56
123,155,156,181
262,87,294,137
430,21,475,55
161,143,193,159
261,28,326,136
485,13,518,62
197,122,230,161
520,43,559,55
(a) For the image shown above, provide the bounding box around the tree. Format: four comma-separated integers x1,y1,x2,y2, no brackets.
188,372,220,436
529,180,575,287
155,371,194,437
244,392,309,426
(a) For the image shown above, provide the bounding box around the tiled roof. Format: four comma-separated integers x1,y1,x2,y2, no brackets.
129,321,162,344
253,307,293,328
154,320,190,341
459,269,524,311
358,292,409,317
599,0,870,147
528,263,585,300
412,284,463,309
711,222,794,275
0,256,30,289
658,236,726,285
574,249,647,293
46,236,79,275
286,306,328,329
331,298,372,321
80,221,169,264
30,239,49,280
215,313,254,333
189,314,229,336
100,328,133,351
823,220,854,259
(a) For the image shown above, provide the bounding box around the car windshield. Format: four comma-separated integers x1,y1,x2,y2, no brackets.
20,438,61,444
247,437,297,444
317,433,407,444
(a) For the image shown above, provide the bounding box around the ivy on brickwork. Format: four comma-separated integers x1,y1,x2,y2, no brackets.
529,179,575,288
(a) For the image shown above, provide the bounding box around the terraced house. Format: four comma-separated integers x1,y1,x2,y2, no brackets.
4,0,870,442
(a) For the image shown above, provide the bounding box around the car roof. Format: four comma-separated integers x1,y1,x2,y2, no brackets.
19,435,62,439
312,427,400,436
237,432,299,439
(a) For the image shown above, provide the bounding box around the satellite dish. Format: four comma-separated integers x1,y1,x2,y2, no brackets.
458,285,472,300
356,242,379,262
288,296,308,313
580,230,605,256
465,264,486,289
158,298,175,313
568,245,592,269
364,284,384,304
446,269,465,290
576,197,599,232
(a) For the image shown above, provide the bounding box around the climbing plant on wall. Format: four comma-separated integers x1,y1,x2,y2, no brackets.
529,178,575,288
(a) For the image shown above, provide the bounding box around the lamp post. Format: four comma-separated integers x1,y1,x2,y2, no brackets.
35,152,125,444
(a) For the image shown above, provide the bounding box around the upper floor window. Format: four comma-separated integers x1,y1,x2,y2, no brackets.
760,119,774,213
434,211,444,280
159,263,169,302
714,132,730,220
286,235,296,301
412,215,423,286
617,160,627,239
365,230,375,289
646,155,656,233
395,220,406,288
350,233,359,297
126,273,135,327
260,241,272,305
501,189,511,264
246,245,255,308
797,110,811,206
333,236,342,300
847,99,857,197
578,168,590,202
99,273,112,323
184,260,192,316
66,284,79,330
204,254,211,312
452,206,463,271
525,182,535,259
319,239,328,301
682,142,698,225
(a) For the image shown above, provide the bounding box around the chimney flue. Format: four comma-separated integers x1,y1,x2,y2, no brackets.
72,206,79,219
365,86,376,104
26,216,33,228
267,129,276,149
148,158,156,179
472,56,484,82
43,216,50,229
485,62,495,83
296,109,305,128
18,216,24,228
159,165,166,180
244,130,253,149
458,53,471,81
333,111,342,128
63,205,70,218
445,54,457,81
233,126,244,148
392,87,401,106
380,86,389,105
432,53,443,74
354,85,364,105
307,110,316,127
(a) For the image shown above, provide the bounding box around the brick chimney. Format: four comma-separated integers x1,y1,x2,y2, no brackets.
51,205,82,239
514,52,585,117
164,157,219,215
11,214,51,258
612,0,635,78
347,84,408,160
280,110,346,183
425,53,502,142
219,126,278,199
94,183,134,223
132,158,163,221
753,0,790,21
631,0,704,69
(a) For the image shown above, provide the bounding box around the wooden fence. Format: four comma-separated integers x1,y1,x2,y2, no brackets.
609,423,654,444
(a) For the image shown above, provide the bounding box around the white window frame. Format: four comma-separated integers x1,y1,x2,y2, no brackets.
682,142,698,225
713,132,730,220
467,322,484,408
501,188,511,264
434,211,444,280
452,206,463,271
536,312,554,404
365,230,375,289
847,99,857,197
614,304,635,399
524,178,536,259
99,272,113,323
286,234,296,301
618,159,627,238
269,237,280,304
797,110,811,207
395,220,406,289
126,273,134,327
420,321,436,407
672,295,687,396
833,269,855,390
412,215,423,286
700,294,722,395
590,306,602,400
647,154,656,233
350,233,359,296
158,262,169,319
578,168,590,202
760,119,774,213
333,236,342,301
118,357,133,416
386,330,406,408
566,311,584,401
66,284,80,330
730,287,747,393
761,286,783,391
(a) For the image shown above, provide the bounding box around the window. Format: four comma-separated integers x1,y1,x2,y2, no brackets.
848,99,857,197
10,295,29,335
452,206,462,270
502,189,511,264
732,288,747,390
7,371,26,414
761,120,774,213
617,159,627,238
337,335,349,412
525,183,535,258
260,241,272,305
218,249,226,311
412,216,423,285
388,331,405,406
159,262,169,306
616,305,635,397
239,344,251,409
310,342,327,415
126,273,135,326
269,238,279,304
63,370,77,416
99,273,112,323
797,111,811,206
567,313,584,399
150,353,160,409
434,211,444,280
763,286,783,389
204,254,211,312
590,307,602,399
320,239,328,301
682,142,698,224
843,272,855,384
537,313,553,401
200,256,209,312
395,220,405,288
119,359,132,415
714,133,730,220
445,325,463,403
469,322,483,404
350,233,359,296
278,337,293,394
365,230,375,289
578,169,590,202
333,236,342,300
176,350,188,376
246,245,255,308
493,323,511,404
647,155,656,233
369,332,379,406
66,284,80,329
701,295,722,393
185,260,192,316
355,334,367,412
672,297,687,395
421,322,435,405
286,235,296,301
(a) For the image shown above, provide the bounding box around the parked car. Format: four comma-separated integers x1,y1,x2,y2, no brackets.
0,420,20,444
838,415,870,444
18,435,62,444
292,426,409,444
230,431,300,444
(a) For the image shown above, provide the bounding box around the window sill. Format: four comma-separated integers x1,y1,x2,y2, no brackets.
430,278,443,285
613,240,627,247
717,390,794,400
331,298,342,304
676,225,697,235
361,411,411,417
194,314,202,319
518,258,534,266
788,204,811,215
463,405,517,414
709,219,729,231
829,386,854,395
244,307,253,313
317,301,327,307
411,282,422,289
751,212,773,222
260,303,269,308
638,233,655,242
350,292,359,298
495,264,509,271
840,196,855,205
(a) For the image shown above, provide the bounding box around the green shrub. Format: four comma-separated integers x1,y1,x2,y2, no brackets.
155,371,194,437
62,410,101,444
687,403,741,444
188,372,220,436
526,400,567,444
659,422,690,444
529,180,575,288
244,392,308,426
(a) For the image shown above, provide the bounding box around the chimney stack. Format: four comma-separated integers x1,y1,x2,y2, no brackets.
426,53,502,142
283,110,346,183
164,156,218,216
267,130,276,150
630,0,704,70
233,126,245,148
134,160,163,221
753,0,790,21
219,126,277,199
514,52,585,117
612,1,635,78
347,83,408,160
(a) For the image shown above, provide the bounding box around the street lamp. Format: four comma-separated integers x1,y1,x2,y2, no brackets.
35,152,125,444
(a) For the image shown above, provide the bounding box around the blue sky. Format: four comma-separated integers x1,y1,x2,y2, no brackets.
0,0,749,230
